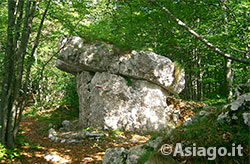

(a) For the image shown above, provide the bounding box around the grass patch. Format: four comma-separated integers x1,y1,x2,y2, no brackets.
157,108,249,163
138,150,153,164
201,98,227,107
108,129,124,138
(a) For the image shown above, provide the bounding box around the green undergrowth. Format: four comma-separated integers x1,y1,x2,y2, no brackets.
108,129,124,139
23,75,79,132
201,98,227,107
141,107,249,163
24,105,79,132
0,130,41,163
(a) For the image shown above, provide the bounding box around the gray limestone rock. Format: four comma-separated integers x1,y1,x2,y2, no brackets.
48,128,60,142
217,111,231,124
56,36,186,133
242,113,250,126
102,147,128,164
62,120,71,127
223,93,250,112
126,145,147,164
217,92,250,125
235,83,250,99
77,71,170,133
56,36,185,94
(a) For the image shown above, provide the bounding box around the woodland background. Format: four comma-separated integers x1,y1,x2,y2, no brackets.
0,0,249,160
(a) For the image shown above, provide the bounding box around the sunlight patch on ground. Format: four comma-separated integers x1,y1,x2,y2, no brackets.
44,151,71,163
16,117,152,163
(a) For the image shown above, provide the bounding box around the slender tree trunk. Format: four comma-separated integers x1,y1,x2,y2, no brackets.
245,44,249,79
197,51,203,101
14,0,24,50
0,0,16,146
221,1,233,102
192,54,198,100
6,0,37,148
225,58,233,102
13,0,52,141
0,0,51,148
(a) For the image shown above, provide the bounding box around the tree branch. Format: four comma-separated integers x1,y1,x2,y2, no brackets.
150,0,250,65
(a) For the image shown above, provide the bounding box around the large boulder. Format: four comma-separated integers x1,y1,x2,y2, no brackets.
76,71,169,133
56,36,185,94
56,36,186,133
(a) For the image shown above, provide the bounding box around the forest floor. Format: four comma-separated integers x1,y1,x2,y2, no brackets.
10,117,150,164
5,96,205,164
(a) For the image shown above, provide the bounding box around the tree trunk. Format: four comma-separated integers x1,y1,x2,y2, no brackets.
221,0,233,102
0,0,16,146
0,0,51,148
225,58,233,102
13,0,52,141
197,51,203,101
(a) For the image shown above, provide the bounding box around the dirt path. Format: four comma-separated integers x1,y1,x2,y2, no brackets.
10,117,149,164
